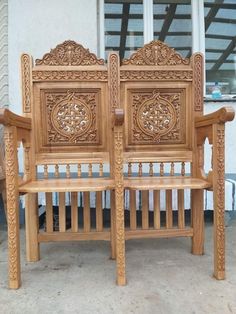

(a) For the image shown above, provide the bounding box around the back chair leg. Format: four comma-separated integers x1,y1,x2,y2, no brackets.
191,189,204,255
25,193,40,262
110,190,116,260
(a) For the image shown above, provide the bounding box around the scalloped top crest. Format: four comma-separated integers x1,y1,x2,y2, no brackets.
122,40,189,66
35,40,104,66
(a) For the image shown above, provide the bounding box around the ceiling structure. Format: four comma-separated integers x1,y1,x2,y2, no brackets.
105,0,236,93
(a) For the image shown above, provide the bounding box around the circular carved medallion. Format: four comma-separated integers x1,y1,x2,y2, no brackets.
51,95,92,139
137,93,176,142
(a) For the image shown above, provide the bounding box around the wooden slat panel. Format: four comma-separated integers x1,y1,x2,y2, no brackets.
45,192,53,232
83,192,90,232
59,192,66,232
178,189,185,229
71,192,78,232
166,190,173,228
153,190,160,229
130,190,136,230
142,190,149,229
96,191,103,231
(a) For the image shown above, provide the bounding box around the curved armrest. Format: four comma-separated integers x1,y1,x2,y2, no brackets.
0,108,31,130
195,106,235,128
113,108,124,127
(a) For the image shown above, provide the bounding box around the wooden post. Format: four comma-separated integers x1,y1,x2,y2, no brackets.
191,189,204,255
212,123,225,279
4,126,21,289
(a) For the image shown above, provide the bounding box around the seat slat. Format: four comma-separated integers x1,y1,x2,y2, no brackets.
19,178,115,193
124,177,211,190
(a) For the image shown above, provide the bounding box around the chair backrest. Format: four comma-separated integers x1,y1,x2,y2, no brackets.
119,40,204,176
21,41,113,177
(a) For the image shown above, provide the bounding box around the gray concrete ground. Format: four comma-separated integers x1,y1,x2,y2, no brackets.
0,220,236,314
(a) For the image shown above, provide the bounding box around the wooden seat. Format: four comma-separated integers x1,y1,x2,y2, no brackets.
0,41,125,288
110,40,235,283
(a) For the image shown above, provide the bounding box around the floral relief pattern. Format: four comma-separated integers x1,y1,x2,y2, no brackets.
130,91,184,144
122,40,190,66
35,40,104,66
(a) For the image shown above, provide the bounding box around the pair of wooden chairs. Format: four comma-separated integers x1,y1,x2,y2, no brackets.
0,40,234,289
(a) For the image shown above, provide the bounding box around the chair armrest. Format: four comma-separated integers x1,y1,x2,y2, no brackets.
113,108,124,127
195,107,235,128
0,108,31,130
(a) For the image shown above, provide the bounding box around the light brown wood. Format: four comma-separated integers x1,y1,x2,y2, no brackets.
83,192,90,233
166,190,173,229
177,190,185,229
38,231,110,242
130,190,137,230
153,190,160,229
142,190,149,229
25,193,39,262
71,192,78,232
96,191,103,232
110,190,116,259
45,192,53,232
191,189,204,255
59,192,66,232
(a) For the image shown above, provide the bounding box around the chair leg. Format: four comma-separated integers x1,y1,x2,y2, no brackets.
212,124,225,280
115,188,126,286
110,190,116,260
25,193,40,262
191,189,204,255
5,126,21,289
0,180,7,222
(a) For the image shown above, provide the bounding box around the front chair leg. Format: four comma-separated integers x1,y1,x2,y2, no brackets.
191,189,204,255
213,124,225,280
25,193,40,262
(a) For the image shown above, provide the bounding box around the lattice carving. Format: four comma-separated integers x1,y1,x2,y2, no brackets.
32,70,108,81
44,90,99,144
21,54,32,113
122,40,190,66
129,90,185,145
193,53,203,112
35,40,104,66
120,70,193,81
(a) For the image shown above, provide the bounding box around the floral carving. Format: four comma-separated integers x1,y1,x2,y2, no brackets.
129,90,185,145
35,40,104,66
120,70,193,81
4,128,20,286
193,53,203,112
32,70,108,81
21,54,32,113
214,127,225,273
108,53,120,111
44,90,99,144
122,40,190,66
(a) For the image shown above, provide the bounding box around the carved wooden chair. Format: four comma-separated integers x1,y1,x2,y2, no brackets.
0,41,125,289
112,41,234,282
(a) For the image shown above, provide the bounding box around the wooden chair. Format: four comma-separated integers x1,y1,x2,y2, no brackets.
0,41,126,289
112,40,234,282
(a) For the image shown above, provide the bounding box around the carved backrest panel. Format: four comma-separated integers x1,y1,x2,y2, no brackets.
120,40,203,154
21,41,110,162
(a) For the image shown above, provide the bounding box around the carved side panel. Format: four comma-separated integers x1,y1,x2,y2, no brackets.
41,90,100,146
108,53,120,112
4,127,21,287
21,54,32,113
122,40,190,66
128,89,186,145
35,40,104,66
192,53,203,112
213,125,225,276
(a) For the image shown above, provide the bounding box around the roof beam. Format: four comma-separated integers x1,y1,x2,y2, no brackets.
119,3,130,60
205,0,224,31
158,4,177,42
211,37,236,70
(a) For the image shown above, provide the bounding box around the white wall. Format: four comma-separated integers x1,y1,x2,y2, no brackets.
8,0,98,114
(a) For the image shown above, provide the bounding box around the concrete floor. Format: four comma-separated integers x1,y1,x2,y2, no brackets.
0,220,236,314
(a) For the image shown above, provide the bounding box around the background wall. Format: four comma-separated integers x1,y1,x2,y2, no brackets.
8,0,98,114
